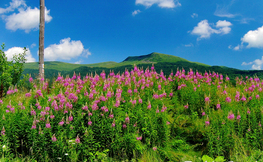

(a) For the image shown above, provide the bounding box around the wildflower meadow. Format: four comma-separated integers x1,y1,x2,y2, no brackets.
1,65,263,161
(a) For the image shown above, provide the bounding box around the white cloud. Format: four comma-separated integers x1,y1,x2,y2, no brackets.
233,44,242,51
214,2,237,18
5,47,36,62
240,26,263,48
191,20,232,40
74,60,82,64
4,7,52,33
132,9,141,16
214,12,236,18
184,43,193,47
216,20,232,34
191,13,198,18
242,56,263,70
44,38,91,61
135,0,181,8
252,65,261,70
0,0,26,14
30,43,36,48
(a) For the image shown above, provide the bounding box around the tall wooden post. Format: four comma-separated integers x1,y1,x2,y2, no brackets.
39,0,45,79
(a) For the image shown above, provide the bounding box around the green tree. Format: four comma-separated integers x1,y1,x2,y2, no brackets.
0,43,27,98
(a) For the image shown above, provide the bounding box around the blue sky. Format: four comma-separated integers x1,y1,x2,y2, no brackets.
1,0,263,70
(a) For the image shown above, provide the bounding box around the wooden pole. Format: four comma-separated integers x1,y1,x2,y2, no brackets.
39,0,45,79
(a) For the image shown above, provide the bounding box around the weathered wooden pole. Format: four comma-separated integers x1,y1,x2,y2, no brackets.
39,0,45,79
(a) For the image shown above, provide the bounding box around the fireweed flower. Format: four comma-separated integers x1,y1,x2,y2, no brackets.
184,103,189,109
227,111,235,120
226,97,231,103
1,126,5,135
29,77,33,82
240,95,246,102
205,96,210,103
153,147,157,151
68,112,73,122
136,136,142,140
88,120,92,126
31,120,37,129
25,93,31,97
52,134,57,142
147,102,151,109
46,123,51,129
138,98,142,104
216,103,221,109
59,118,64,126
125,114,130,123
75,135,80,144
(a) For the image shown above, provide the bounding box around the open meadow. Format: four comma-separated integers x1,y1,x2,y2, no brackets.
1,65,263,161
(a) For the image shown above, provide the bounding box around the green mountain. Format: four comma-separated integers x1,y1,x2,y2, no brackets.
23,52,263,83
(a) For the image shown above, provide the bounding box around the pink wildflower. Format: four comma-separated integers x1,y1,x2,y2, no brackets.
205,121,210,126
75,135,80,144
88,120,92,126
153,147,157,151
1,127,5,135
46,123,51,129
52,134,57,142
228,112,235,120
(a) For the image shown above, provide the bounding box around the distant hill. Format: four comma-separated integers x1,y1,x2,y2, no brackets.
23,52,263,83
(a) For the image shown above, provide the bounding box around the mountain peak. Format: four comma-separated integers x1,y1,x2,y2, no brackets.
122,52,188,63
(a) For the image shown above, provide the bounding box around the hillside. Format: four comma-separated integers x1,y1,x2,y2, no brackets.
23,52,263,83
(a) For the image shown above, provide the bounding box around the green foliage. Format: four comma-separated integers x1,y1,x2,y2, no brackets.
0,43,27,98
202,155,225,162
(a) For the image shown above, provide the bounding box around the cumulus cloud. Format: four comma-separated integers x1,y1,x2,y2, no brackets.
191,13,198,18
135,0,181,8
44,38,91,61
74,60,82,64
5,47,36,62
0,0,26,14
4,7,52,33
191,20,232,40
216,20,232,34
132,9,141,16
241,26,263,48
242,56,263,70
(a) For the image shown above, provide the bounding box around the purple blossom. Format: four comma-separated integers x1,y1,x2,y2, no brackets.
59,120,64,126
205,97,210,103
228,113,235,120
109,113,114,118
69,115,73,122
52,134,57,142
88,121,92,126
1,127,5,135
25,93,31,97
46,123,51,129
75,136,80,144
